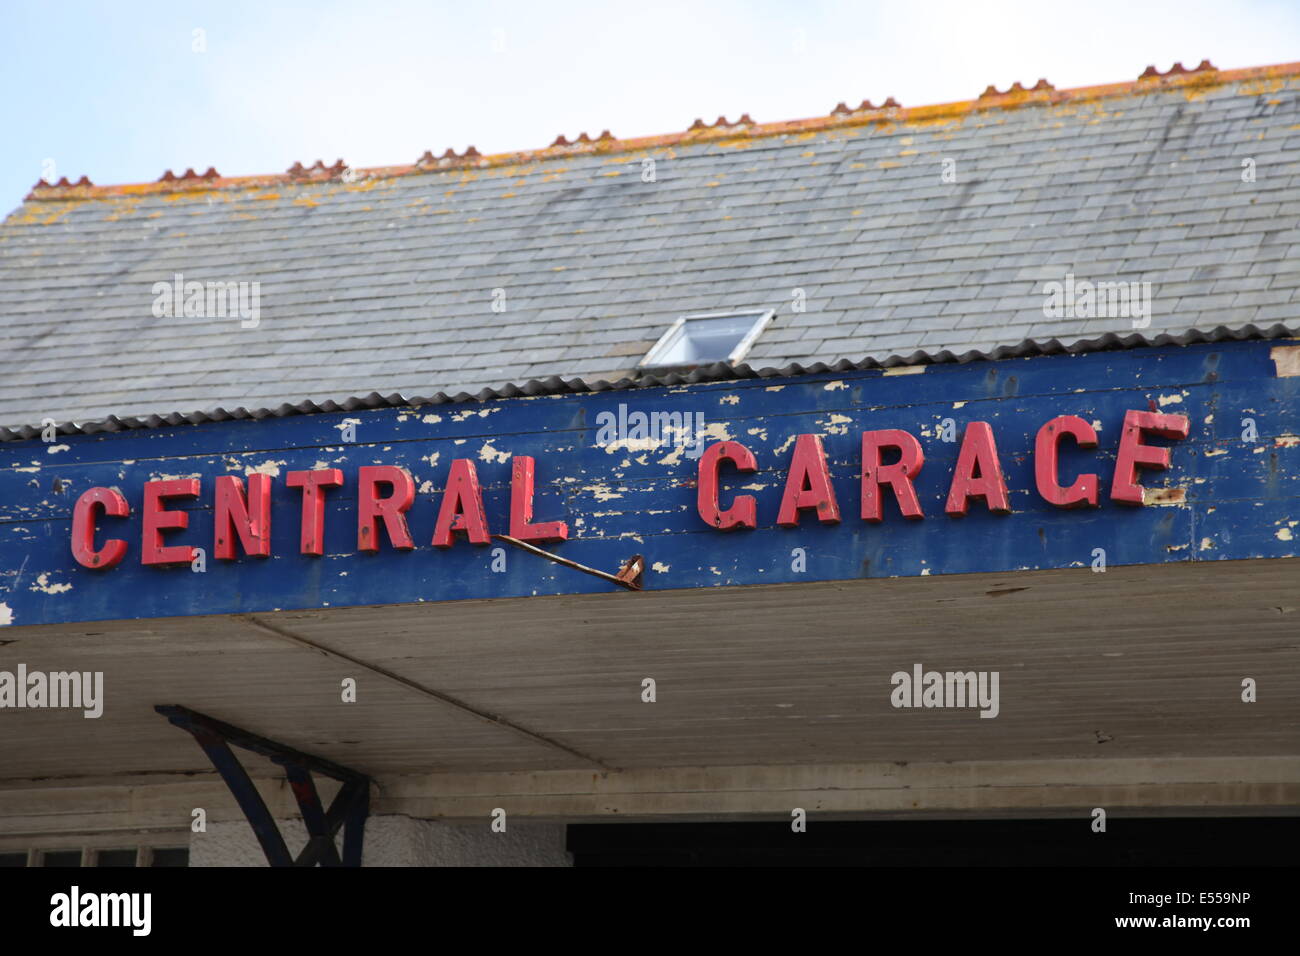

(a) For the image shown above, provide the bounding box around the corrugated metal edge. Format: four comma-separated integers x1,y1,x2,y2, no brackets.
2,324,1296,442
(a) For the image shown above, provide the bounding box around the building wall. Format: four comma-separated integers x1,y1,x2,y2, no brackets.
189,815,571,867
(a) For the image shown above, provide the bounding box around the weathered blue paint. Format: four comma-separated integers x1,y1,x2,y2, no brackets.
2,341,1296,626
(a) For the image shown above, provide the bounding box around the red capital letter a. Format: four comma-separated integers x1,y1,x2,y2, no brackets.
945,422,1011,516
777,434,840,527
433,459,491,547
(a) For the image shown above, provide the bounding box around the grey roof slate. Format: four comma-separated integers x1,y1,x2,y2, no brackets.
2,66,1299,432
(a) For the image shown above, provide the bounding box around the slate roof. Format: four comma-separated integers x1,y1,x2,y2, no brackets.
2,60,1299,434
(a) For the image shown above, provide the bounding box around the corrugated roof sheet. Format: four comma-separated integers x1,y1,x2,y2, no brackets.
2,61,1299,437
2,323,1292,441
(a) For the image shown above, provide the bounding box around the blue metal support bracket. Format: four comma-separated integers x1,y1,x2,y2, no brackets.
156,704,371,867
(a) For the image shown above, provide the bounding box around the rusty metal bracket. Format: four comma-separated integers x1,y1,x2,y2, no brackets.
491,534,644,591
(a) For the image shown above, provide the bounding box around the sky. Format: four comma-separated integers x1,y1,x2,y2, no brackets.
2,0,1299,214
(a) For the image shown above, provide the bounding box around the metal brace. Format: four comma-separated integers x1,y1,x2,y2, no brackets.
156,704,371,867
491,534,644,590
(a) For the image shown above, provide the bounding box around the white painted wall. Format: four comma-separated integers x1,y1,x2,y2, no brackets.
189,814,571,867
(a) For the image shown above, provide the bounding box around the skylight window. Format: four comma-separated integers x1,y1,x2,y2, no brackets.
640,309,774,369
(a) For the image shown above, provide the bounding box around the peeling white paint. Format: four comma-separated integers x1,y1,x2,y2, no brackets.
46,444,70,454
605,434,666,455
719,394,740,405
822,413,853,435
583,483,623,502
0,603,11,626
823,380,847,391
478,441,511,464
30,573,71,595
245,460,286,477
1157,393,1184,406
421,413,443,424
651,562,670,573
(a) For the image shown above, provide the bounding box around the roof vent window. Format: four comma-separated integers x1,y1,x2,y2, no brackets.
640,309,774,369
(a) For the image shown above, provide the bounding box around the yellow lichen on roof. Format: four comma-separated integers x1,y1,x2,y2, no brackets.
13,59,1300,208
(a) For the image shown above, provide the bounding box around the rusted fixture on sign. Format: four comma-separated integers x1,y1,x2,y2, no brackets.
490,534,644,591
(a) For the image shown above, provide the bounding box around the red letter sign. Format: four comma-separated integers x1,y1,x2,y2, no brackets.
698,441,758,531
358,465,415,552
286,468,344,556
510,456,568,543
777,434,840,527
214,475,272,559
433,459,491,547
1111,410,1189,505
71,487,129,569
945,422,1011,516
142,478,200,565
1035,415,1099,509
861,430,924,522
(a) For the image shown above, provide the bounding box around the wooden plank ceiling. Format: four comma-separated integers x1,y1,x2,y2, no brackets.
1,558,1297,781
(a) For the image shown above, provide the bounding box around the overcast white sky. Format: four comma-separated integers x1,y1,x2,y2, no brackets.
2,0,1299,211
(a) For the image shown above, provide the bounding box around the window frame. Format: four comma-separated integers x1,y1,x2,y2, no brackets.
639,308,775,370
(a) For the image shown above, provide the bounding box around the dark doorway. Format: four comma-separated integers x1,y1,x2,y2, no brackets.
567,817,1297,866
